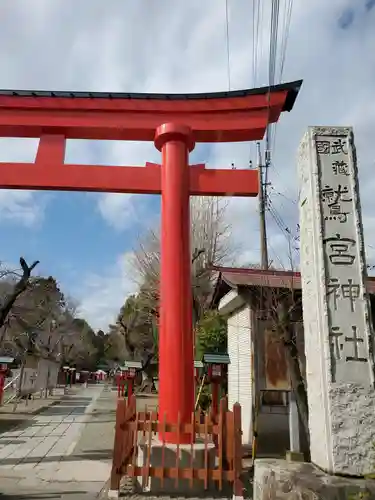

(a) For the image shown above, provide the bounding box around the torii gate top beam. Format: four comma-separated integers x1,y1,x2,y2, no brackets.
0,80,302,143
0,80,302,196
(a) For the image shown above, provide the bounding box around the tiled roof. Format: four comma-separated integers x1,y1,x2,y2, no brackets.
211,266,375,294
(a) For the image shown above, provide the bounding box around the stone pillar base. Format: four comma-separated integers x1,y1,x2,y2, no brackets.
137,437,217,495
254,459,375,500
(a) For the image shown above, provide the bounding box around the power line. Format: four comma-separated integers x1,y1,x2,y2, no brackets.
225,0,231,90
266,197,299,248
268,240,286,269
278,0,294,82
268,184,297,205
258,0,297,270
252,0,262,88
271,0,294,154
249,0,263,168
264,0,281,207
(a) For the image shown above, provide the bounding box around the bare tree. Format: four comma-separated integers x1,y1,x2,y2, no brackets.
0,274,93,369
130,197,234,324
0,276,65,353
108,198,234,392
0,258,39,339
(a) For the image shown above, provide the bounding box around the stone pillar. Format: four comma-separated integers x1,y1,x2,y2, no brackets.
298,126,375,476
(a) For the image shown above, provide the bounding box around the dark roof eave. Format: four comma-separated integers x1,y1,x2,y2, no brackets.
0,80,303,108
281,80,303,111
223,277,375,296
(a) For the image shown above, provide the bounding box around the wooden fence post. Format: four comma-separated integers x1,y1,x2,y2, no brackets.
110,396,243,497
110,398,127,492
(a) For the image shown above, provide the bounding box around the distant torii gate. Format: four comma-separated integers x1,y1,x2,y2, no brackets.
0,80,302,444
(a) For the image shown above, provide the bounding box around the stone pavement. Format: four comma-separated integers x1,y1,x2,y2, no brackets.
0,384,118,499
0,387,78,435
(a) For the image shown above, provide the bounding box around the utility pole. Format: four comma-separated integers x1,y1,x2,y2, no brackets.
257,142,269,270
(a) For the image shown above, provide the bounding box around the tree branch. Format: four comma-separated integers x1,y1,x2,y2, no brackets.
0,257,39,336
119,318,136,358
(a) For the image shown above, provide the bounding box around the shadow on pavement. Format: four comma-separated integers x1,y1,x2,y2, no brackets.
0,401,61,417
0,398,93,424
40,407,88,416
1,449,114,467
134,394,158,399
0,491,91,499
0,439,27,445
0,418,30,435
57,398,93,405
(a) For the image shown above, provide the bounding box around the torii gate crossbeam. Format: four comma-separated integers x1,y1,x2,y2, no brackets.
0,80,302,444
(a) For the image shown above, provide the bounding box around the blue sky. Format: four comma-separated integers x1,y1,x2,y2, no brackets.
1,0,375,330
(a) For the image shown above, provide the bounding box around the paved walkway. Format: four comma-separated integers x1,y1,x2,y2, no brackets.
0,387,79,435
0,384,117,499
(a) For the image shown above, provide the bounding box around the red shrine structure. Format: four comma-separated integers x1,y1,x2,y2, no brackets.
0,80,302,444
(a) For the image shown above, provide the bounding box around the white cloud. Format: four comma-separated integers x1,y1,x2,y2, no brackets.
0,190,43,226
0,138,46,226
97,194,136,231
74,253,137,331
1,0,375,328
87,141,159,230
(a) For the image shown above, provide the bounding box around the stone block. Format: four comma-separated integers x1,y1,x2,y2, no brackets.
254,458,375,500
136,436,217,494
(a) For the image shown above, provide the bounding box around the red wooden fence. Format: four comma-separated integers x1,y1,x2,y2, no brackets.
110,395,243,496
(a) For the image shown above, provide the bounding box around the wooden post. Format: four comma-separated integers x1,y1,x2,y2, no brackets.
127,378,133,404
0,372,5,406
211,381,219,416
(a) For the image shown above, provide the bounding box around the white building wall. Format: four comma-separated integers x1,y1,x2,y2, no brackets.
227,304,253,445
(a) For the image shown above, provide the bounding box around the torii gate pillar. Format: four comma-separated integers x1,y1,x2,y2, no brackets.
155,123,195,444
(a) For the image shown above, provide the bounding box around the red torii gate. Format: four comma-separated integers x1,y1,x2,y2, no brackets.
0,80,302,444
